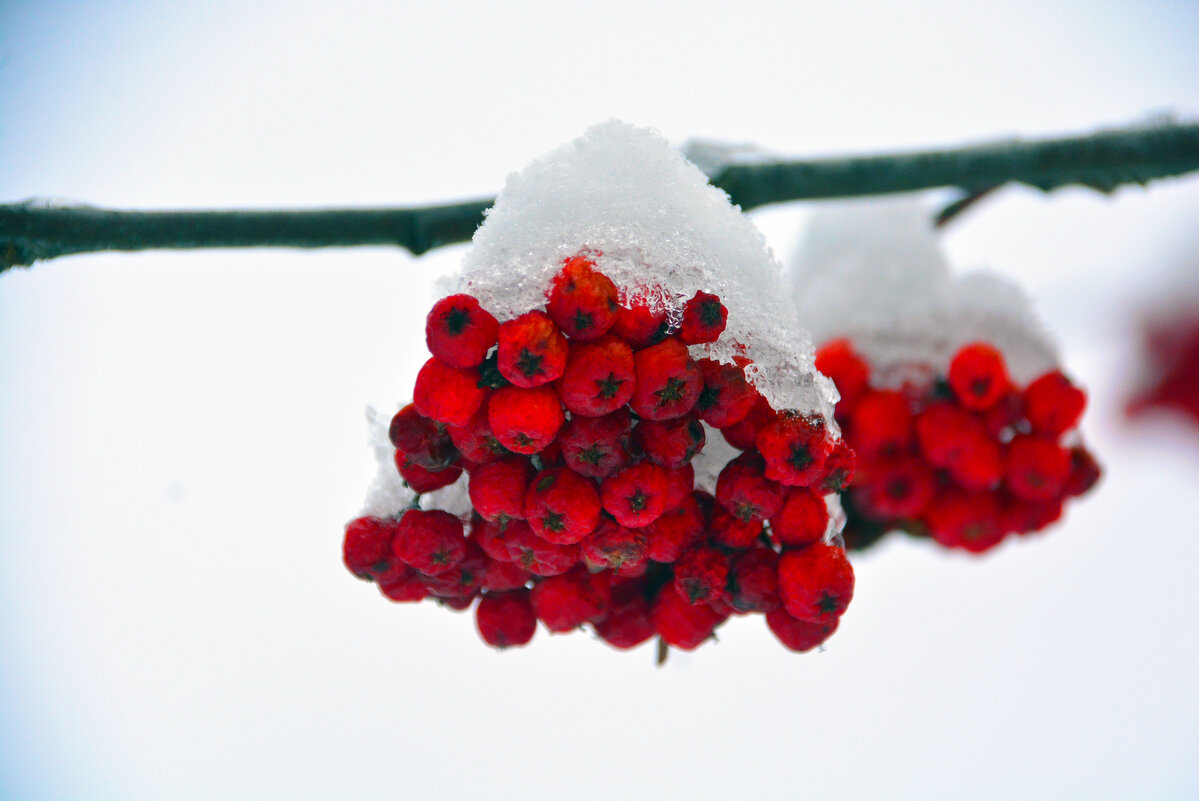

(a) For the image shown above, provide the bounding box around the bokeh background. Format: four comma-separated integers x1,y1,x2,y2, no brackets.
2,1,1198,798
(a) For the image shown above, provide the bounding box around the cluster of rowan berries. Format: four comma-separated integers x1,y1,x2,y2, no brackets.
343,255,856,654
815,339,1101,553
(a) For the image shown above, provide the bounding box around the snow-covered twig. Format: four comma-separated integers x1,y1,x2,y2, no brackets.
3,119,1198,272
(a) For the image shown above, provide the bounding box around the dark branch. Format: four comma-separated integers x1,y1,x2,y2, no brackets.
4,120,1198,272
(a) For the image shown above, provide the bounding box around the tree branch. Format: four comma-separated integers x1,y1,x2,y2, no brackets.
3,119,1198,272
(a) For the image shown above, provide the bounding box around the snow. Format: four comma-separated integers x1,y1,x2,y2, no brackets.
457,120,838,422
358,406,472,520
787,196,1060,385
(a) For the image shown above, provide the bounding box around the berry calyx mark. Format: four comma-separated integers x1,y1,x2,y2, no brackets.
696,385,720,412
578,445,606,466
596,372,625,400
573,310,594,332
817,594,841,615
514,433,534,449
516,348,545,380
542,510,565,532
445,307,472,335
700,300,724,327
788,445,814,470
628,489,648,512
655,377,687,407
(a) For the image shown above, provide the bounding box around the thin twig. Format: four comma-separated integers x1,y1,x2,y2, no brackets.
3,119,1198,272
934,185,1002,228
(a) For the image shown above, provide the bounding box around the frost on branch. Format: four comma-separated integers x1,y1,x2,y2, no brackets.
788,197,1059,385
457,119,837,423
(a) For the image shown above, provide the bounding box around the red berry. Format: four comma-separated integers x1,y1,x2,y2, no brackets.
1001,494,1064,535
674,544,730,605
392,509,467,576
916,402,988,469
720,395,776,450
342,516,398,579
679,291,728,345
765,608,838,652
694,359,758,428
469,515,511,562
378,565,430,602
923,490,1004,552
437,595,476,612
394,450,463,494
716,451,785,523
594,580,656,649
630,337,702,421
661,463,696,512
1065,445,1102,497
948,342,1010,410
468,457,534,524
560,335,636,416
944,429,1003,491
497,310,569,388
388,404,458,469
503,521,579,576
652,585,727,650
777,543,855,623
581,519,649,571
815,339,871,417
600,461,670,528
420,540,488,600
710,502,764,550
857,457,937,520
726,547,781,613
487,385,564,454
476,589,537,648
814,438,856,493
546,255,620,341
523,467,601,545
447,408,508,465
757,413,834,487
1023,371,1086,436
1005,435,1071,501
769,487,829,548
530,565,610,632
644,493,705,563
558,409,632,479
425,294,499,368
634,414,706,469
413,358,486,428
481,557,531,592
611,301,669,349
848,390,912,457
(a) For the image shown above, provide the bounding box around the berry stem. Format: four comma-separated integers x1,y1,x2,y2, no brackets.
5,119,1199,270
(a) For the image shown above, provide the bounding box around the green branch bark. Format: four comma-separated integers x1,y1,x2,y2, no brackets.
3,120,1198,272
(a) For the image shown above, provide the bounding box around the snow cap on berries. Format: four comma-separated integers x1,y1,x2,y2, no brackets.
788,197,1059,385
456,120,837,423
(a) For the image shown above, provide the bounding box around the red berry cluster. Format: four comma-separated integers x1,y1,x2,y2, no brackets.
816,339,1101,553
343,255,856,655
1127,315,1199,427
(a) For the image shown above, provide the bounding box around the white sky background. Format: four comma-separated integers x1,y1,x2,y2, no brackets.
2,0,1198,798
